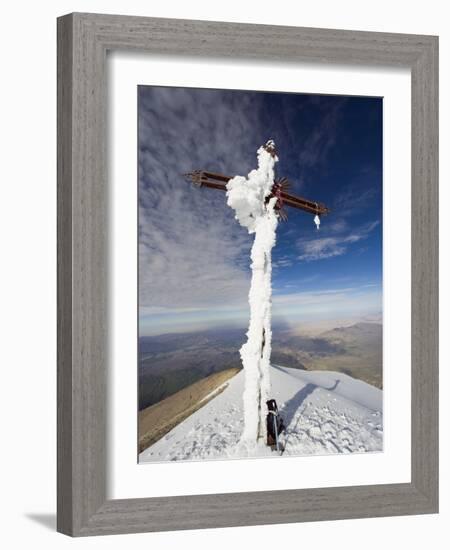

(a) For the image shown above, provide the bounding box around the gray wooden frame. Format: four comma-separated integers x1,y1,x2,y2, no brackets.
57,12,438,537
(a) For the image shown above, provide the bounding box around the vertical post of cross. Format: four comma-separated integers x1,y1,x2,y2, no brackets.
226,141,279,449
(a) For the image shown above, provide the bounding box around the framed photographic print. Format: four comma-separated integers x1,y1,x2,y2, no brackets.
57,13,438,536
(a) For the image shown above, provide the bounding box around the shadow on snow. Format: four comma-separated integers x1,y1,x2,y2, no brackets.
273,366,340,431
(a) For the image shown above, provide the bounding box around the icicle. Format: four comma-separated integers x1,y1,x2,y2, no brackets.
314,214,321,230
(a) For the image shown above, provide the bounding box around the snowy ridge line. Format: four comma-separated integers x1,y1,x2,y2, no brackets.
272,364,382,412
197,380,232,406
138,368,240,453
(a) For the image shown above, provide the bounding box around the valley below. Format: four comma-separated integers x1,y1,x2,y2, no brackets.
139,320,382,412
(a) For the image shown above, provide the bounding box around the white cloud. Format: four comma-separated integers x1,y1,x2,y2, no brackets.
138,87,265,310
297,220,380,261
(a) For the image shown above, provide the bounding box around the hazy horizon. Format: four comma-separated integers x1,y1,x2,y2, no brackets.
139,304,382,337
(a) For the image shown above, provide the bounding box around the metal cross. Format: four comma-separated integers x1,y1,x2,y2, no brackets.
184,143,330,222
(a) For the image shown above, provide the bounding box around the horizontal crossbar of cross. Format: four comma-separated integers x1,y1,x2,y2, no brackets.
184,170,330,217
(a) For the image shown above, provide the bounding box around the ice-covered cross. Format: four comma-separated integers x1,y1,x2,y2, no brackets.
185,141,329,449
225,142,280,448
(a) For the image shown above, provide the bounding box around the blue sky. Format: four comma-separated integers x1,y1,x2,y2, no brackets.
138,87,382,336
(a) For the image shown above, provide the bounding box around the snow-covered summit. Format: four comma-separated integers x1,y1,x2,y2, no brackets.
139,365,383,463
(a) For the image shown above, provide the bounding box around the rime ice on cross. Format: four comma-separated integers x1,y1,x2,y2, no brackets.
225,142,279,447
185,141,329,448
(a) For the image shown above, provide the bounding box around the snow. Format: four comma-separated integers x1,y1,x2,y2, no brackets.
225,142,279,446
226,142,277,234
139,365,383,463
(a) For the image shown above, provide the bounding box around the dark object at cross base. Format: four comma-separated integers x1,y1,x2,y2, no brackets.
266,399,285,449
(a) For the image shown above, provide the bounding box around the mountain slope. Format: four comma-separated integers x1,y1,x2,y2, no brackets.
139,367,240,452
139,365,383,462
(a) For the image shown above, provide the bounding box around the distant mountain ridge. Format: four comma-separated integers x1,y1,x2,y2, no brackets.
313,322,383,388
139,321,382,410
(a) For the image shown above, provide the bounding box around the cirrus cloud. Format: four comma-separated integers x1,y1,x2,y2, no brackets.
297,220,380,261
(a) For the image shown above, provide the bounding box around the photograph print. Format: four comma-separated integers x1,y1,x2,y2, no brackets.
138,86,383,463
